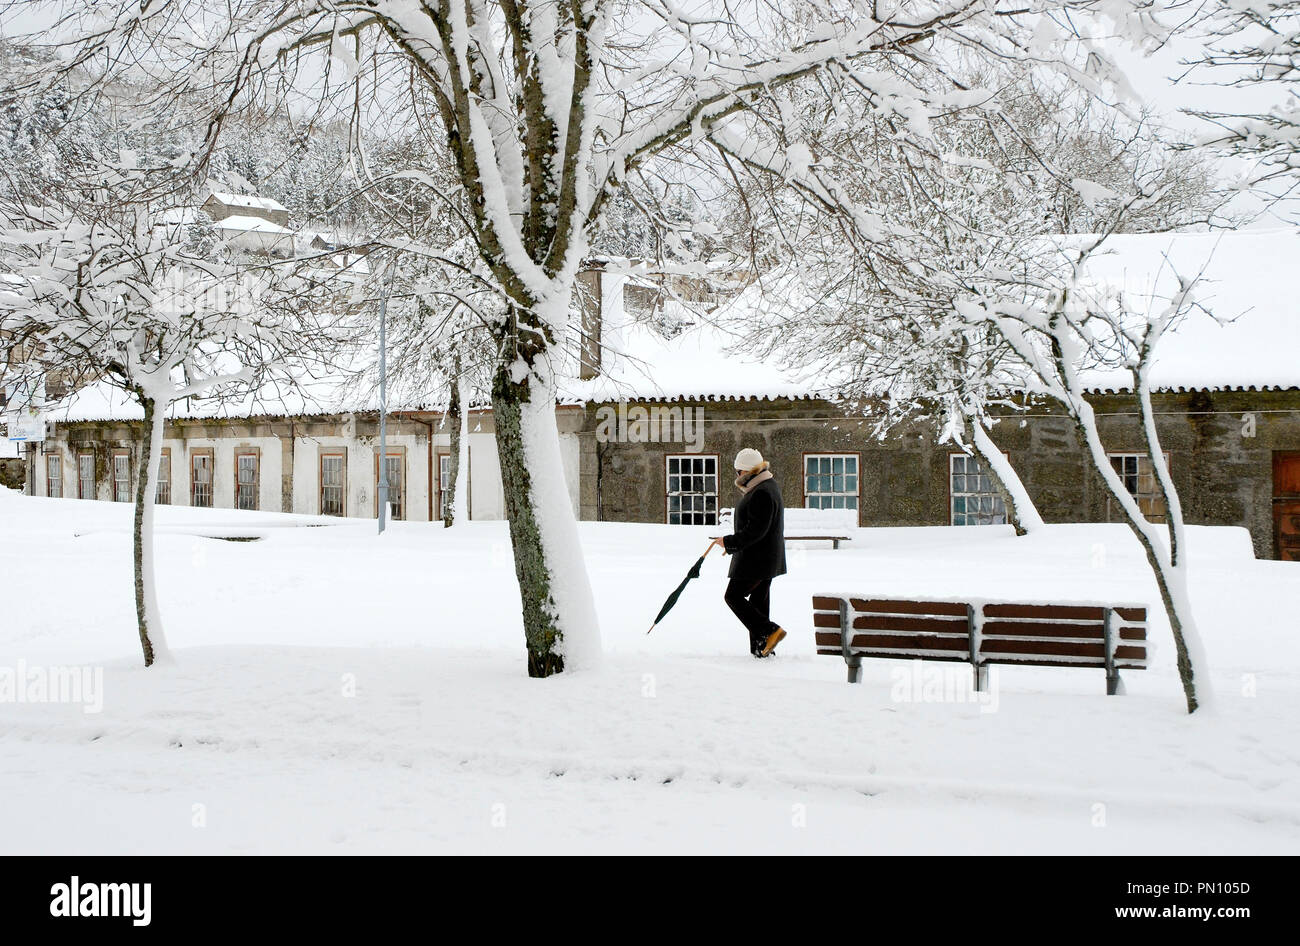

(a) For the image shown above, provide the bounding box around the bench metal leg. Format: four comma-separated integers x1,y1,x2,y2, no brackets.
966,603,986,692
838,599,862,683
846,655,863,684
832,538,840,550
1102,607,1122,695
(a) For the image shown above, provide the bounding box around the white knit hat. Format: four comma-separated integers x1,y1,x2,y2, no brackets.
734,448,764,471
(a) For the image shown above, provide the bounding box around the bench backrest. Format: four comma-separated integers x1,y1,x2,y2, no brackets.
812,596,1148,668
784,507,858,533
720,507,856,533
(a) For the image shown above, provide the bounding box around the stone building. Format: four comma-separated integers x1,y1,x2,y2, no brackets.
576,388,1300,561
200,191,291,228
16,229,1300,560
30,383,583,523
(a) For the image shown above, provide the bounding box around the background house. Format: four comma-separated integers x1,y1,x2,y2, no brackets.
17,230,1300,559
200,191,291,228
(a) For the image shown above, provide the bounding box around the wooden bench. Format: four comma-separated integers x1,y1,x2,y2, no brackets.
716,507,855,550
811,595,1149,694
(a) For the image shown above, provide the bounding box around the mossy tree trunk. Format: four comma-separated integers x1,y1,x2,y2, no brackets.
492,364,566,677
132,392,169,667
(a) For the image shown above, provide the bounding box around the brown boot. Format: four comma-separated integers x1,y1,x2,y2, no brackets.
760,627,787,657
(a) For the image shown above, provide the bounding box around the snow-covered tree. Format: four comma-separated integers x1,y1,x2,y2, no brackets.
691,47,1215,710
1187,0,1300,197
0,153,336,667
15,0,1192,677
955,208,1215,714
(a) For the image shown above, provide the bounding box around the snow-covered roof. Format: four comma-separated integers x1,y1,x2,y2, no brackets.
568,320,828,403
158,207,198,227
205,191,288,214
576,228,1300,402
44,375,460,424
1073,228,1300,393
33,228,1300,424
212,215,295,236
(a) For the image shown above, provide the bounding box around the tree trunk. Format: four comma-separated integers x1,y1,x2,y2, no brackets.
133,394,169,667
1123,517,1203,713
1069,405,1207,714
491,363,601,677
443,357,462,527
964,414,1044,536
1132,380,1208,710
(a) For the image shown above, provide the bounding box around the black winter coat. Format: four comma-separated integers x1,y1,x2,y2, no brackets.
723,477,787,581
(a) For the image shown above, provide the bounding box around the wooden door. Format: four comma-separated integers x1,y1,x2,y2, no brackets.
1275,453,1300,562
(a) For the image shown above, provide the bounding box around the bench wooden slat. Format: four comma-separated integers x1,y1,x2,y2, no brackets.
849,598,969,617
981,656,1148,670
837,649,971,663
847,633,971,653
981,621,1147,641
811,595,844,611
982,619,1106,640
853,614,970,634
980,639,1146,660
983,603,1106,621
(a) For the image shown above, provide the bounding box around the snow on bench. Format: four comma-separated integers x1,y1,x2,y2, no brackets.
716,507,856,549
811,595,1149,693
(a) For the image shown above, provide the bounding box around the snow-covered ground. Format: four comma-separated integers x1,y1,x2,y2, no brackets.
2,487,1298,854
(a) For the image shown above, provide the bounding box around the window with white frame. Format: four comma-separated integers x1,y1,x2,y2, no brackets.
112,452,131,502
191,451,214,507
376,453,404,520
320,452,346,516
804,454,859,511
437,453,452,519
666,454,718,525
46,454,62,498
77,453,94,500
1108,453,1168,523
156,448,171,505
236,452,259,511
950,454,1007,526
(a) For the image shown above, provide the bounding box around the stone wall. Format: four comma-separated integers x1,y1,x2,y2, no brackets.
0,455,26,491
28,389,1300,557
582,390,1300,559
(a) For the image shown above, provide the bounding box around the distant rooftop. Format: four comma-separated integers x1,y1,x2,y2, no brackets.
205,191,288,214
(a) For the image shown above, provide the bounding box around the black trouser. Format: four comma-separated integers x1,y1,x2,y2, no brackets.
724,577,778,653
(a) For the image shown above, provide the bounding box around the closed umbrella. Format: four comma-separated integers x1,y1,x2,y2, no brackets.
646,542,717,634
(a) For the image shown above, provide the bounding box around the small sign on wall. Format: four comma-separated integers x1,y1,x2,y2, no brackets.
6,407,46,442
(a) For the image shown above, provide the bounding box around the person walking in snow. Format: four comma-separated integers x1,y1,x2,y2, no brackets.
711,448,788,658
